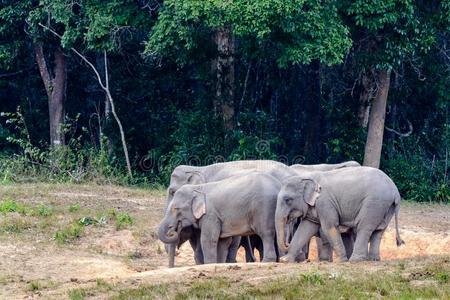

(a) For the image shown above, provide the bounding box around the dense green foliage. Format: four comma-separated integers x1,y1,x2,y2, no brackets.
0,0,448,202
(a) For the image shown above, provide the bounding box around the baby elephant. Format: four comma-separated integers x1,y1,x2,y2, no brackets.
158,172,281,264
276,167,404,262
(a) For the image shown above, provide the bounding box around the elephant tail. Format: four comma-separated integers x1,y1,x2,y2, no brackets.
394,198,405,246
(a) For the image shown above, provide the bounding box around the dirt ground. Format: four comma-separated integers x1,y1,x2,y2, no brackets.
0,183,449,299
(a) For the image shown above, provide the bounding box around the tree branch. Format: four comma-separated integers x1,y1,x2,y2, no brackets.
38,23,107,90
38,22,133,178
33,42,52,98
385,119,413,137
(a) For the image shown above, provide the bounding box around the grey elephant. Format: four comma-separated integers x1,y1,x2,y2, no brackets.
159,172,282,264
286,160,361,261
275,166,404,262
164,160,296,267
290,161,360,172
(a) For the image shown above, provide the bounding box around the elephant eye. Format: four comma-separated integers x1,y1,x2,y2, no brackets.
284,197,293,204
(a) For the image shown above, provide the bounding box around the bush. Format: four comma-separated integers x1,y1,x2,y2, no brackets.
0,109,130,184
115,212,133,230
384,140,449,203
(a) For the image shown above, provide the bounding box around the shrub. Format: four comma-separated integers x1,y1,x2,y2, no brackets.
115,212,133,230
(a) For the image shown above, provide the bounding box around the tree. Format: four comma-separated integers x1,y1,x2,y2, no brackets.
37,0,153,177
215,26,235,132
0,1,67,146
344,0,437,168
146,0,353,152
33,43,66,146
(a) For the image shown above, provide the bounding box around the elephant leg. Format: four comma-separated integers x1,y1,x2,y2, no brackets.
242,236,256,262
342,232,355,259
301,239,310,261
189,232,204,264
218,237,233,263
317,235,333,262
225,236,241,263
200,216,221,264
321,226,347,262
349,229,372,262
258,231,277,262
350,201,390,262
282,220,319,263
251,235,264,261
368,229,385,261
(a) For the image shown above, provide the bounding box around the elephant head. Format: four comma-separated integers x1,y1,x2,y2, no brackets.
166,166,206,205
275,177,321,252
159,186,207,244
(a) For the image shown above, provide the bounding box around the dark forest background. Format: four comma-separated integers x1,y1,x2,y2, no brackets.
0,1,448,202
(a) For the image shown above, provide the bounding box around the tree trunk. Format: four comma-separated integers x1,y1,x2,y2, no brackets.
303,61,321,162
34,43,66,146
357,72,373,128
363,69,391,168
215,26,235,132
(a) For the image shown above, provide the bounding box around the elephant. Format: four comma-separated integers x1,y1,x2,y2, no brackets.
159,172,282,264
163,160,296,267
275,166,404,263
290,161,360,172
286,160,361,261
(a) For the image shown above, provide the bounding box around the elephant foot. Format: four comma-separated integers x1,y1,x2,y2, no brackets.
336,256,348,263
349,255,366,263
295,253,306,262
262,257,277,263
279,255,296,263
319,256,332,262
368,255,380,261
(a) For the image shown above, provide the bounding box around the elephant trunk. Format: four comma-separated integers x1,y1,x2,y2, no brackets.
158,219,179,244
275,214,289,253
168,243,176,268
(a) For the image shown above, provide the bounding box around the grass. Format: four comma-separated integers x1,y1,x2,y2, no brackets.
68,288,87,300
115,212,133,230
54,223,84,244
69,204,80,212
108,209,134,230
0,199,54,234
0,215,32,233
0,199,27,214
68,258,450,300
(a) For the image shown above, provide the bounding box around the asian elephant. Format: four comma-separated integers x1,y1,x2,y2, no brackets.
164,160,296,267
290,161,360,172
275,167,404,263
286,160,361,261
159,172,282,264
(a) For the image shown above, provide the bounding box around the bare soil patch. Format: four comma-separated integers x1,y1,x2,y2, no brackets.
0,184,448,299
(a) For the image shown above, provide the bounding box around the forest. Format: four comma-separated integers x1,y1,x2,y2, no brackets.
0,0,449,202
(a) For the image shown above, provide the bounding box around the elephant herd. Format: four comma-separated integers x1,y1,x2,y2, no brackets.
158,160,404,267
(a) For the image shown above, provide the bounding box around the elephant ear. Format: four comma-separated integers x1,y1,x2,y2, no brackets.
186,171,204,185
301,179,321,207
191,190,206,219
